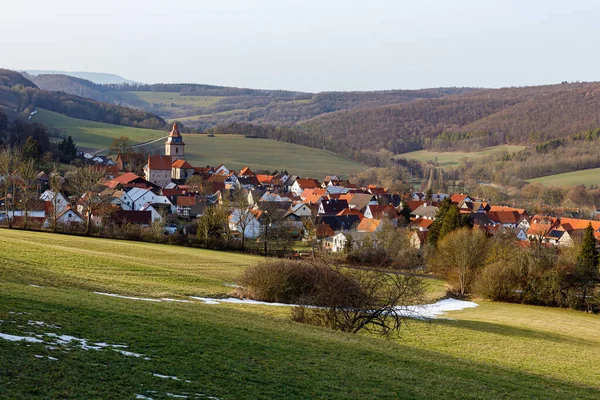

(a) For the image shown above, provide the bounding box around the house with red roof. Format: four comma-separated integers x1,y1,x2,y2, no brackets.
291,179,321,197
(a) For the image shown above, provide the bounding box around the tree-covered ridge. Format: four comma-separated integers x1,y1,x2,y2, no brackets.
0,70,167,130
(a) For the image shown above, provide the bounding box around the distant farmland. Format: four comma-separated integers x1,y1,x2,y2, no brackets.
527,168,600,187
398,145,527,169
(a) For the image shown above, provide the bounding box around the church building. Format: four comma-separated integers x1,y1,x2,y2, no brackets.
144,123,188,187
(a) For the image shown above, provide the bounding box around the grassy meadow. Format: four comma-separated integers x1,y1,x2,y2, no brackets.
1,229,600,399
33,108,166,150
33,109,364,177
527,168,600,187
143,134,365,178
399,145,527,169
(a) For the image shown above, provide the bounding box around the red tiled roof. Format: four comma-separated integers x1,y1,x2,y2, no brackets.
336,208,364,220
411,218,433,229
148,155,172,170
172,159,194,169
357,218,381,232
295,179,320,189
450,194,468,204
488,211,521,225
176,196,198,206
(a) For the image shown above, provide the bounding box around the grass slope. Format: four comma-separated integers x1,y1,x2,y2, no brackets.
1,230,600,399
399,145,527,169
144,134,365,178
34,108,166,150
527,168,600,187
34,109,363,177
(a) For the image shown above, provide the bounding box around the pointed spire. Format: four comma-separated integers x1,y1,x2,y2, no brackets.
169,123,181,138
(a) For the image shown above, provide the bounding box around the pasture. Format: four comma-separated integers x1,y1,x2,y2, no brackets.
0,230,599,399
399,145,527,169
527,168,600,187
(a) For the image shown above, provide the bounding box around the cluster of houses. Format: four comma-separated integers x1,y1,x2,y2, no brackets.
4,123,600,252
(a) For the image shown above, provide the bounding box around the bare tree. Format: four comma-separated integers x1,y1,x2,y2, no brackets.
17,157,39,228
68,166,107,235
429,227,488,296
108,136,133,156
48,168,65,232
0,148,19,228
230,189,254,250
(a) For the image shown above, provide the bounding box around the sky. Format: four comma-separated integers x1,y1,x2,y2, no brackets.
1,0,599,92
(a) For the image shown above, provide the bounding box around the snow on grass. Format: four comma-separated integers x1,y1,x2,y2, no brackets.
28,284,44,288
153,373,180,380
0,332,44,343
189,297,478,319
94,292,161,302
27,320,61,329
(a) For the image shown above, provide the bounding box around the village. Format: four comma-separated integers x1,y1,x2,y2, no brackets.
1,122,599,254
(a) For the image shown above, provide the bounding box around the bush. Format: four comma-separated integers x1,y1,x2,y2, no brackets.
238,260,360,306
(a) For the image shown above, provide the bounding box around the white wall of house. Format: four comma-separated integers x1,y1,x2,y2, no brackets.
229,209,261,239
40,190,68,215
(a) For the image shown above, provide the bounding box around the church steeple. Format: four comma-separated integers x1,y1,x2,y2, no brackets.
165,123,185,161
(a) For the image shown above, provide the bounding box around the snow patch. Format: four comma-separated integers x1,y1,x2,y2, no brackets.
166,394,187,399
160,298,191,303
29,284,44,288
188,297,478,319
136,395,154,400
394,298,479,319
153,373,180,380
94,292,161,302
189,297,292,307
27,320,61,329
0,332,44,343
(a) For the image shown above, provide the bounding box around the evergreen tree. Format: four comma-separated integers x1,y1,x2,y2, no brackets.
575,223,599,311
22,136,41,161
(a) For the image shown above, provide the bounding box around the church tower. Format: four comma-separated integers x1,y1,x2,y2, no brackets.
165,123,185,161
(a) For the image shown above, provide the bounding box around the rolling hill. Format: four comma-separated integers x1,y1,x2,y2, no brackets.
32,108,365,177
1,229,599,399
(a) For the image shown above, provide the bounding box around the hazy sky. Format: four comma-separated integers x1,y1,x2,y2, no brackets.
1,0,599,92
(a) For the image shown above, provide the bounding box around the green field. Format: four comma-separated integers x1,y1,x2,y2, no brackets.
127,92,226,108
399,145,527,169
143,134,365,178
33,109,364,177
1,230,600,399
527,168,600,187
33,108,166,150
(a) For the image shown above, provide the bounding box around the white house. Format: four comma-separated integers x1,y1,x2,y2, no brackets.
127,187,173,211
139,203,164,223
290,179,320,197
43,206,84,227
229,208,262,239
323,232,347,253
40,190,68,215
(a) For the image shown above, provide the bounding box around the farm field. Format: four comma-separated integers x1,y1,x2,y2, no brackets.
33,108,166,150
143,134,366,178
1,230,600,399
527,168,600,187
126,92,226,108
399,145,527,169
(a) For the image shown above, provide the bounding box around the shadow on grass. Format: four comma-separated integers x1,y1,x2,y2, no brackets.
1,285,600,400
431,318,598,347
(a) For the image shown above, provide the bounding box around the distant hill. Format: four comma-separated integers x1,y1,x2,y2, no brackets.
0,69,166,130
23,70,136,85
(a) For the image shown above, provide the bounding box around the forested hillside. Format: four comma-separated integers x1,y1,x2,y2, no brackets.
0,70,166,129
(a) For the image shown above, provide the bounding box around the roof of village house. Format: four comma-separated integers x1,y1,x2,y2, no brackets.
316,215,361,232
357,218,381,232
527,215,560,236
172,159,194,169
347,193,376,211
411,218,434,230
337,208,364,220
365,204,398,219
256,174,276,184
316,222,335,238
176,196,198,207
111,209,152,225
489,205,527,215
367,185,387,196
410,204,439,219
302,188,328,204
488,210,522,225
558,217,600,232
319,199,349,215
239,166,255,176
56,205,84,221
450,194,469,204
295,178,320,189
404,200,428,212
147,155,173,170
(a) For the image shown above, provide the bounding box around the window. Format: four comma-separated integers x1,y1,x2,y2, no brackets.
176,148,179,154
